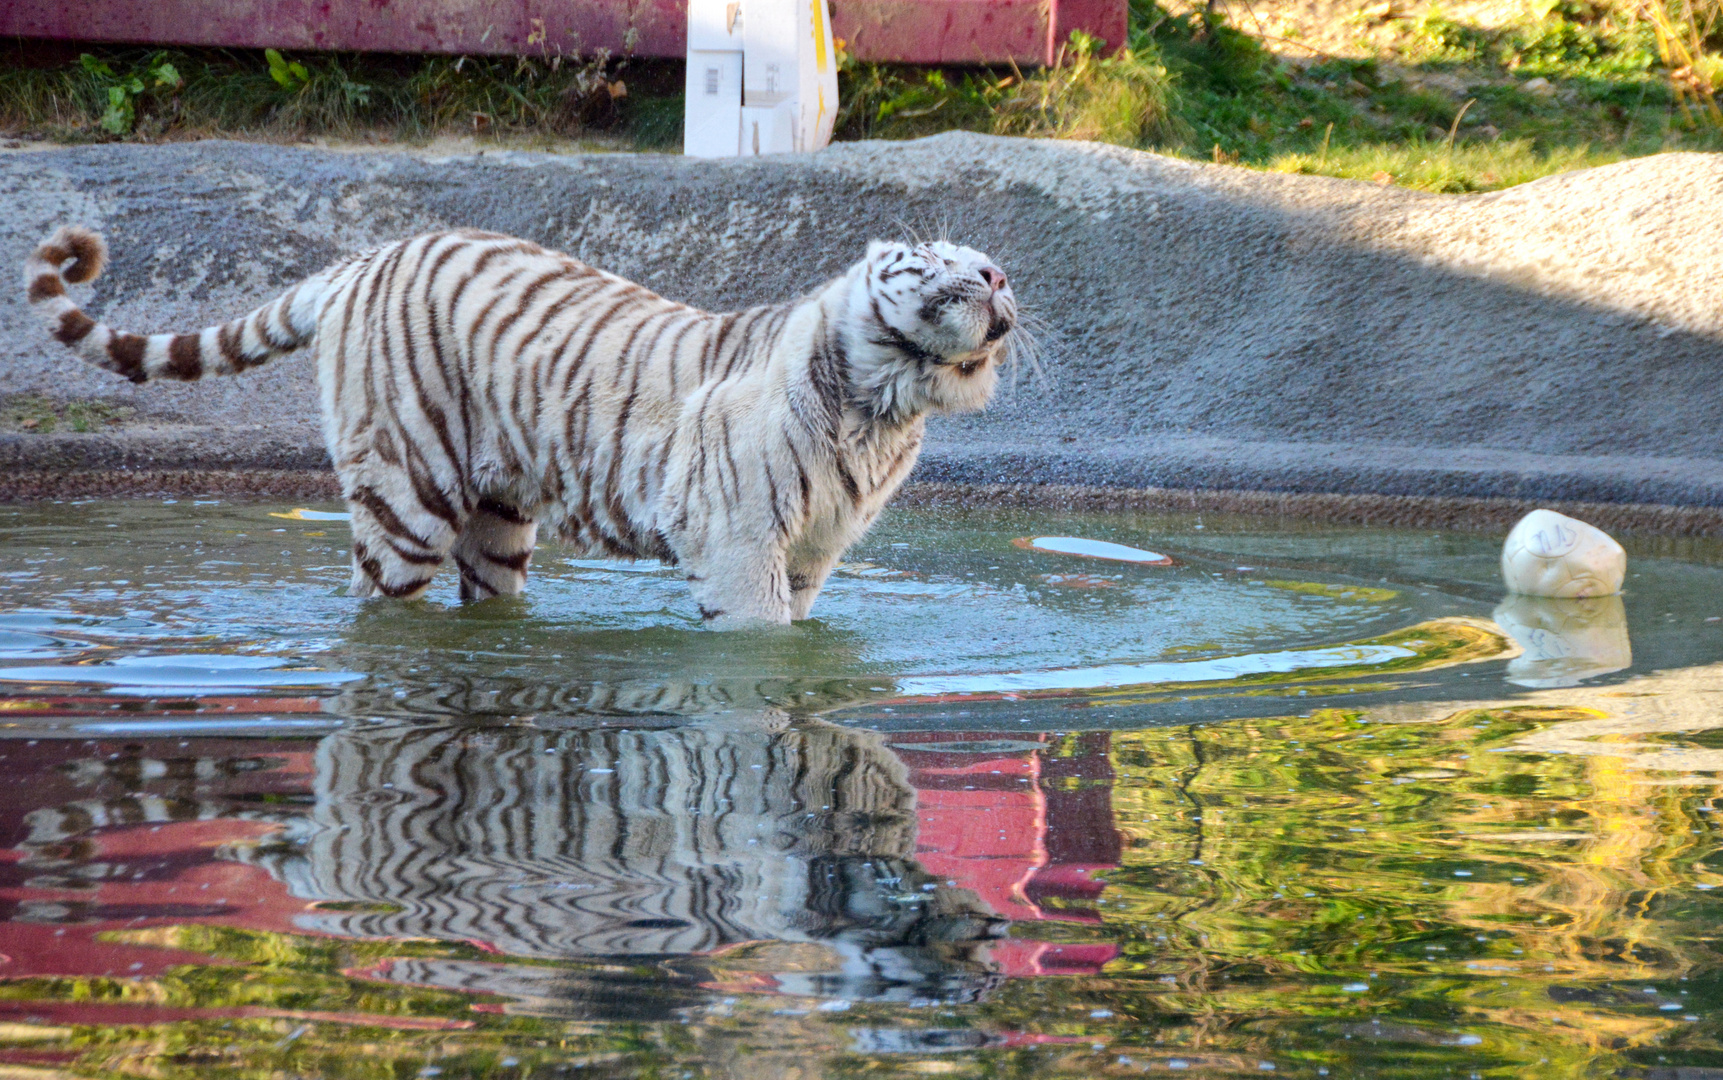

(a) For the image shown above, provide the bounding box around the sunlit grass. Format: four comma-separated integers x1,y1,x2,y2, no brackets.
840,0,1723,191
836,32,1179,145
1265,137,1630,191
996,35,1179,144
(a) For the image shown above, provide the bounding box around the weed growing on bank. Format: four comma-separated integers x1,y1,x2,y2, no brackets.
0,46,684,148
838,31,1181,144
0,395,134,434
839,0,1723,189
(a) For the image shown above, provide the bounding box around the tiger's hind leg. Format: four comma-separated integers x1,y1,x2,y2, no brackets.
344,483,460,600
451,500,537,601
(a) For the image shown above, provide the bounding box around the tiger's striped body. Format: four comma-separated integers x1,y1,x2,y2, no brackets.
25,226,1016,624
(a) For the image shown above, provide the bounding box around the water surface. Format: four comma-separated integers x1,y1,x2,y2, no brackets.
1,501,1721,1078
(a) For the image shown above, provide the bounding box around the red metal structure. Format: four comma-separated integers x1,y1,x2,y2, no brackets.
0,0,1126,68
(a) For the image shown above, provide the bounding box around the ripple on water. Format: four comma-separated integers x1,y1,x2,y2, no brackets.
1,502,1722,1078
0,652,365,694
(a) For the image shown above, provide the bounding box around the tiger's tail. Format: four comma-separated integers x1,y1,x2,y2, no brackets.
24,225,322,384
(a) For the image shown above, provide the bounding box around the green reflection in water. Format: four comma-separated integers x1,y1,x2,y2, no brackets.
2,503,1722,1079
6,664,1723,1080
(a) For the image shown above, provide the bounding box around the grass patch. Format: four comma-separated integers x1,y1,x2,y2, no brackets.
838,0,1723,189
1268,136,1625,191
1,395,135,434
837,31,1179,144
0,45,685,148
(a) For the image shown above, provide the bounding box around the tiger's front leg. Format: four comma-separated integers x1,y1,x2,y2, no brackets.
787,553,841,621
679,539,794,628
451,500,537,601
658,389,807,628
784,505,889,621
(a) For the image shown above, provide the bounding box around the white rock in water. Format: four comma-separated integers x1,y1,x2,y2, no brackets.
1500,509,1625,598
1494,593,1631,688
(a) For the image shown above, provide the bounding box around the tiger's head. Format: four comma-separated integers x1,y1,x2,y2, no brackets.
841,239,1018,421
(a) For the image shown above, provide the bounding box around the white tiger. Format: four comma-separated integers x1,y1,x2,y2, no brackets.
24,226,1018,625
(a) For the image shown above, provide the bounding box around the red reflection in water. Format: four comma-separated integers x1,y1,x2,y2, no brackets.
0,735,316,984
891,730,1123,977
0,717,1125,1014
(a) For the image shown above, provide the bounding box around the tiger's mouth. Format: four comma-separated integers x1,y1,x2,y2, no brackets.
951,349,993,376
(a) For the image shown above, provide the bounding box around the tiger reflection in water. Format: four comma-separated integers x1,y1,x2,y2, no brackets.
221,717,1006,1004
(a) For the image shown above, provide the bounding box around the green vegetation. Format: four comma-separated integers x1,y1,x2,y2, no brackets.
0,46,684,148
1,394,135,433
1,0,1719,189
77,51,183,135
839,30,1179,146
841,0,1723,188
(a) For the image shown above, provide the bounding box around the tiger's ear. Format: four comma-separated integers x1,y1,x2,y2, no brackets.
866,239,904,263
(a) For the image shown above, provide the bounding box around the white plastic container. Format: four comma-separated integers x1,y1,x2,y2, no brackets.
1500,508,1627,599
684,0,838,157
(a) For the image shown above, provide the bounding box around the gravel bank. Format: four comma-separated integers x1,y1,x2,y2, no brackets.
3,135,1719,527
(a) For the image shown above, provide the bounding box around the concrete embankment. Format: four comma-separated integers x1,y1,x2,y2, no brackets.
2,135,1719,531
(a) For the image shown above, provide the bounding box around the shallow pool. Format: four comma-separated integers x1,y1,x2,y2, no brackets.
1,500,1721,1078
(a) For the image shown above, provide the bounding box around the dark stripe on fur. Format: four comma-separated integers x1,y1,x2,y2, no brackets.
266,286,301,348
554,291,642,398
164,335,203,380
700,313,739,379
108,334,147,382
405,445,462,530
354,542,432,599
454,555,497,600
718,414,743,505
718,307,766,379
386,539,445,565
868,296,944,369
59,233,106,284
395,242,467,493
784,438,813,520
489,268,573,349
482,549,531,572
806,315,846,434
834,454,861,506
475,498,528,524
54,310,95,345
217,323,245,369
420,240,475,469
352,486,432,550
764,463,787,537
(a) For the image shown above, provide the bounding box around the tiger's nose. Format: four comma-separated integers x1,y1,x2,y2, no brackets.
978,265,1007,293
